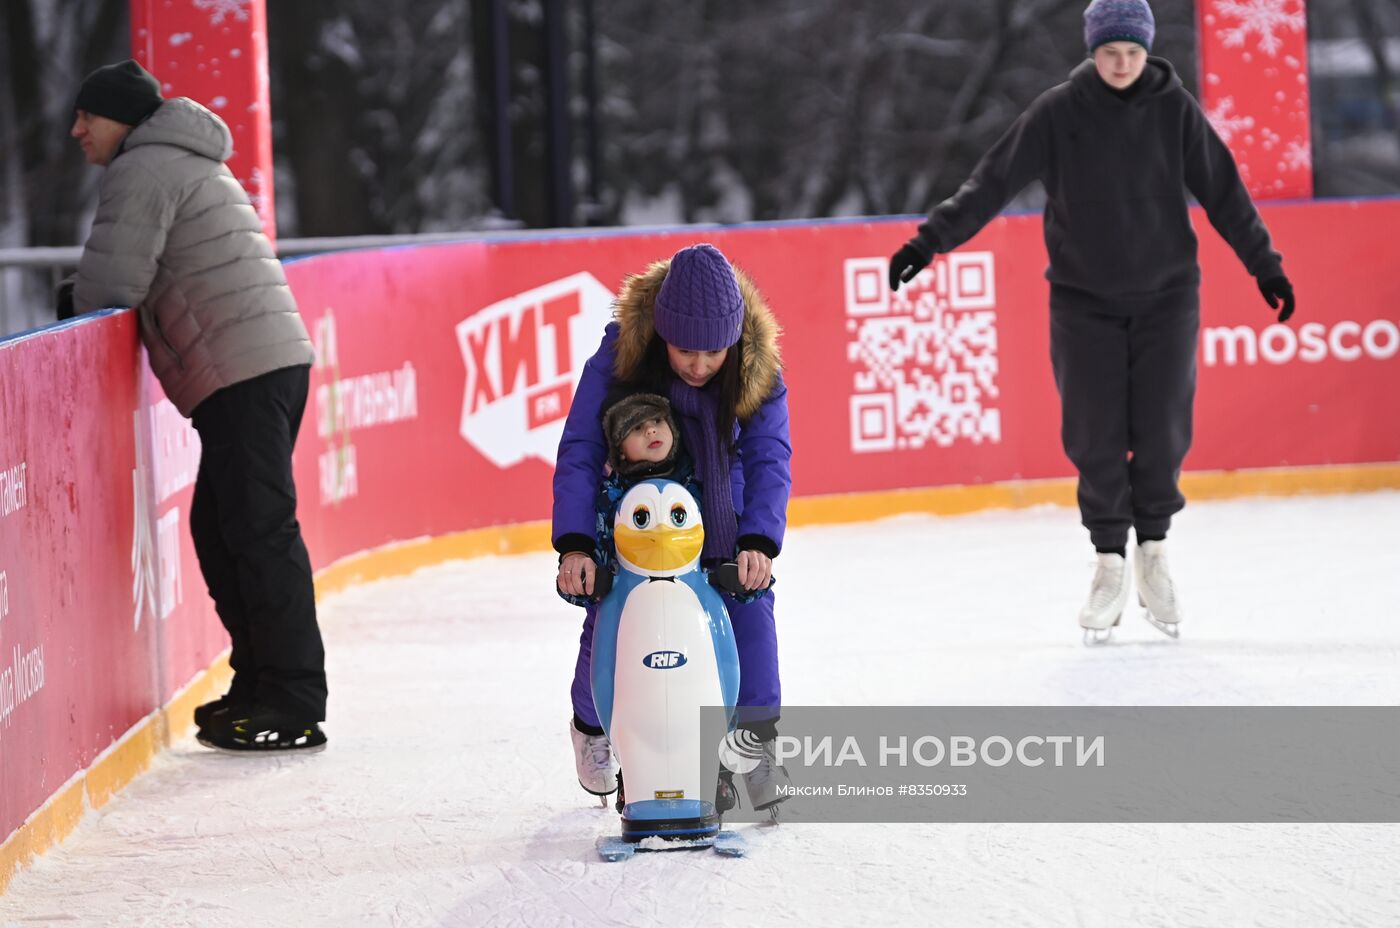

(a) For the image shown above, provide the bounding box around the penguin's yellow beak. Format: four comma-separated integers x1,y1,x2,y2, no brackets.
615,522,704,573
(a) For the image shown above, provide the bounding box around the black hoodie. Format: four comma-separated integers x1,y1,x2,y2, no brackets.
917,57,1284,310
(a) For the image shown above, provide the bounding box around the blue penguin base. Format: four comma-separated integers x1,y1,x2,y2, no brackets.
620,799,719,842
595,829,746,862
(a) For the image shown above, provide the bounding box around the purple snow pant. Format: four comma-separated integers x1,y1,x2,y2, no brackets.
571,589,780,730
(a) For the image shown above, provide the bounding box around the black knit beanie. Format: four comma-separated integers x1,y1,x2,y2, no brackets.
603,393,682,477
75,60,164,126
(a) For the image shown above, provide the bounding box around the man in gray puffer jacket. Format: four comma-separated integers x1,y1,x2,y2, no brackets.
68,59,327,753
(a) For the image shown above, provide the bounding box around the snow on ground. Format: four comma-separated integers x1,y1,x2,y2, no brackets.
2,492,1399,927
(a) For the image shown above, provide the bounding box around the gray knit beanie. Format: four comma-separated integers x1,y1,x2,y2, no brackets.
1084,0,1155,52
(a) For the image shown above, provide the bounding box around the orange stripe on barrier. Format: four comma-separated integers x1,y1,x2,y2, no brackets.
790,463,1400,525
1177,463,1400,500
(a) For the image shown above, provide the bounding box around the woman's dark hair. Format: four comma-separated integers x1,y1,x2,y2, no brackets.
623,335,745,449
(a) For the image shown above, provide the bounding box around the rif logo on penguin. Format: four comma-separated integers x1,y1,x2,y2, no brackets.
643,650,688,670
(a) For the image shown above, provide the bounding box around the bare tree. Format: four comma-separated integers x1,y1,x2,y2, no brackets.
268,1,493,236
1349,0,1400,156
594,0,1197,223
1,0,127,247
1,0,127,331
5,0,1396,278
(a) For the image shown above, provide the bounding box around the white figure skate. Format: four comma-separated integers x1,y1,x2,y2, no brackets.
1080,553,1131,645
570,720,618,805
741,737,792,823
1135,540,1181,638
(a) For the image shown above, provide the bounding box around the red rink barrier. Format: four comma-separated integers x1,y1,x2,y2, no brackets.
287,198,1400,568
4,198,1399,860
0,313,226,853
0,314,148,843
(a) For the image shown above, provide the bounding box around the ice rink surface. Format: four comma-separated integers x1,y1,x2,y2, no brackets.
3,492,1398,927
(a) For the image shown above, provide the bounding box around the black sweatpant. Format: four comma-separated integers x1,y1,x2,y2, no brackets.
190,364,326,720
1049,295,1200,552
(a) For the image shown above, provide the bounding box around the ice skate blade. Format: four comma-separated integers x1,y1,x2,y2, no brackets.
1142,610,1181,639
195,736,328,756
1082,626,1115,646
1081,609,1122,646
758,803,782,825
578,779,618,801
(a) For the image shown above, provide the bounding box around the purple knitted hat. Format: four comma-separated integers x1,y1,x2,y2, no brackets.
653,244,745,352
1084,0,1155,52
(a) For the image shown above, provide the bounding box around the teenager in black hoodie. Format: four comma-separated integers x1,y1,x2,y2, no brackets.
889,0,1296,643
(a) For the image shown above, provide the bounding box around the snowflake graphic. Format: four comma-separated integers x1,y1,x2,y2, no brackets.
1214,0,1305,58
244,166,268,215
193,0,251,26
1205,96,1256,146
1281,139,1312,172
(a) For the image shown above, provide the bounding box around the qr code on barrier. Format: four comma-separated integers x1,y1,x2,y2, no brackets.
845,253,1000,453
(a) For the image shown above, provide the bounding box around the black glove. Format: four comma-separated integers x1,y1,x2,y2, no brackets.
589,566,613,601
888,238,935,291
1258,275,1295,323
55,277,76,321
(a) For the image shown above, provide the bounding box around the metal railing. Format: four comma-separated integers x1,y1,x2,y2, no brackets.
0,222,716,337
0,230,536,336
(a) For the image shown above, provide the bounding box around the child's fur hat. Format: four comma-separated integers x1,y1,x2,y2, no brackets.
603,393,681,477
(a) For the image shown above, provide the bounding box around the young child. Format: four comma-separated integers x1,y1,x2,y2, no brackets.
889,0,1296,643
606,392,684,481
556,391,693,612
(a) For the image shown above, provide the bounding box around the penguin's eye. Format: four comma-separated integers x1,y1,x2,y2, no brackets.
670,505,687,527
632,506,651,529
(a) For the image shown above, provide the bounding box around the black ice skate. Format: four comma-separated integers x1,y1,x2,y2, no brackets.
196,707,327,753
193,694,250,731
716,769,738,813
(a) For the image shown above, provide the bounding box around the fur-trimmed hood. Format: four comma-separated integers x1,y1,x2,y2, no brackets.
611,259,783,420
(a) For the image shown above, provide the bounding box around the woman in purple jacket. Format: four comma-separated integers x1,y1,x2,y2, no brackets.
553,243,792,813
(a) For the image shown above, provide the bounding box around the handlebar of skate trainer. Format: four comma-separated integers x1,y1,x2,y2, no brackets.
710,561,775,597
558,560,773,603
555,562,615,602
